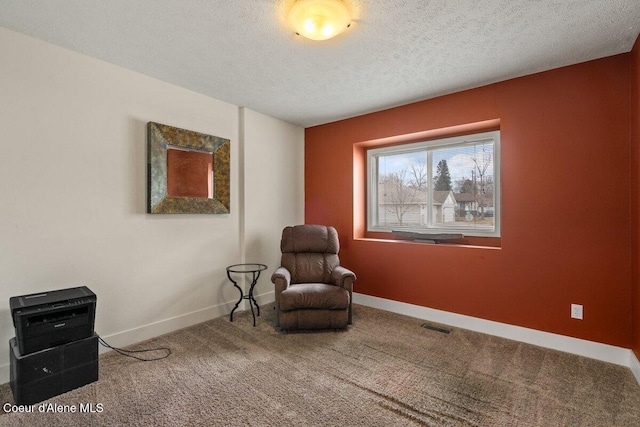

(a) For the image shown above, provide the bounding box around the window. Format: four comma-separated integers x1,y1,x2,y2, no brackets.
367,130,500,237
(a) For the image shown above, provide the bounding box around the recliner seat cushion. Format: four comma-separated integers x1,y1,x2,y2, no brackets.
279,283,349,311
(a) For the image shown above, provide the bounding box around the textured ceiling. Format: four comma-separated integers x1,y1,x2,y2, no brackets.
1,0,639,127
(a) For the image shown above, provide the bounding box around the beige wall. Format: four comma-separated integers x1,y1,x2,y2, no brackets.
0,28,304,382
241,108,304,294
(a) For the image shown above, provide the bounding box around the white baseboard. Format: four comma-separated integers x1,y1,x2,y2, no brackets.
0,291,277,385
630,349,640,385
97,302,230,353
253,290,276,306
354,293,634,369
97,289,274,354
0,364,8,386
2,291,633,386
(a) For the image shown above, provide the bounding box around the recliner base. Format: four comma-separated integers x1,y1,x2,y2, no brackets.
279,308,348,331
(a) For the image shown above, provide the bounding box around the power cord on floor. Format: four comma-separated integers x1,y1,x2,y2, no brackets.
98,336,171,361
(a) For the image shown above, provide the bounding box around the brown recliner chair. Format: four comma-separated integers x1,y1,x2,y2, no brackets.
271,225,356,331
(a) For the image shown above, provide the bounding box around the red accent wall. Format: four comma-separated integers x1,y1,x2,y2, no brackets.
306,54,633,348
632,35,640,357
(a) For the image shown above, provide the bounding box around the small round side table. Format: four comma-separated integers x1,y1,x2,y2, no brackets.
226,263,268,327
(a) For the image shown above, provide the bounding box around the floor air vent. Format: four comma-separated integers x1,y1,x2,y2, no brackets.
421,323,451,334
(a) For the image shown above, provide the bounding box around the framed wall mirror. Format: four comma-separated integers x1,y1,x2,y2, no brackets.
147,122,230,214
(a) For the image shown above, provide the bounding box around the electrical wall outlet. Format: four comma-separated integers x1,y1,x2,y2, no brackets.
571,304,583,320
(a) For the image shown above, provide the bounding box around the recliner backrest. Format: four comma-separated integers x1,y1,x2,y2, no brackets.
280,225,340,284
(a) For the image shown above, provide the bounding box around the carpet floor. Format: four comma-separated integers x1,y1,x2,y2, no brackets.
1,304,640,426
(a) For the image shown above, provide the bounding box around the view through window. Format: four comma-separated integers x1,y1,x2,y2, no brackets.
367,130,500,237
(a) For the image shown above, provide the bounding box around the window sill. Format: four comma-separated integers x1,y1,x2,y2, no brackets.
360,231,501,249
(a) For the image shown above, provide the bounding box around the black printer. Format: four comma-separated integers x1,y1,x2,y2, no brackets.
10,286,96,356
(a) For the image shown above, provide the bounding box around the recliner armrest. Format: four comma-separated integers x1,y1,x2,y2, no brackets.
271,267,291,329
332,266,355,325
331,266,356,290
271,267,291,296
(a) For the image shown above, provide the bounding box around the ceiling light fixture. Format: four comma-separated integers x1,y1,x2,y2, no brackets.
287,0,352,41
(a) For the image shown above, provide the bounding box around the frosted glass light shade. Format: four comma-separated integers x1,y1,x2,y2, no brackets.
287,0,351,41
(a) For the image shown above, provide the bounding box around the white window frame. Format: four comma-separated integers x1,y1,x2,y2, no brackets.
367,130,501,238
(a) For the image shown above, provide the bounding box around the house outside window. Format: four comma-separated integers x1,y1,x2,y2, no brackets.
367,130,500,237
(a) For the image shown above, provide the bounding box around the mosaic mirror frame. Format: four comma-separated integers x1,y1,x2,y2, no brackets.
147,122,230,214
